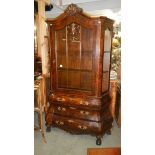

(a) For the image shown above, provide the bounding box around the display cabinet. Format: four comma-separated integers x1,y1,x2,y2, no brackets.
45,4,114,145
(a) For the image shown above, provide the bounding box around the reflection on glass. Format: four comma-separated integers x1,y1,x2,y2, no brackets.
34,17,38,55
102,28,111,92
55,24,93,91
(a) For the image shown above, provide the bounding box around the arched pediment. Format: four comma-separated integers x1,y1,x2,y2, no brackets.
46,4,97,26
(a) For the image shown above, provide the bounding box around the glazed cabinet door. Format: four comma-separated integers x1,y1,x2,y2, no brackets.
54,23,94,92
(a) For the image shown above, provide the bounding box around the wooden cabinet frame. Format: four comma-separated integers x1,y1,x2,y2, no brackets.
45,4,114,145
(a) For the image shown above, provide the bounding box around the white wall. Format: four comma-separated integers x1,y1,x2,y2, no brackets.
45,0,121,24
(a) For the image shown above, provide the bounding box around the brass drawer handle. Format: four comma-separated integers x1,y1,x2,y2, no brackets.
55,120,64,125
78,125,87,130
80,111,89,115
56,97,65,102
80,100,89,105
57,107,66,111
62,107,66,111
69,98,76,101
69,107,76,110
68,120,74,123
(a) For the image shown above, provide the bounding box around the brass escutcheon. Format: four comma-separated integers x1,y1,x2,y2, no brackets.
80,100,89,105
78,125,87,130
57,97,65,102
55,120,64,125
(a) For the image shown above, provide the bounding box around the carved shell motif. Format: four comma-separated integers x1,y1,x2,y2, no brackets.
65,4,83,16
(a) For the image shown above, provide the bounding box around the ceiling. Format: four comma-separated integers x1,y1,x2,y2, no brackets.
45,0,121,28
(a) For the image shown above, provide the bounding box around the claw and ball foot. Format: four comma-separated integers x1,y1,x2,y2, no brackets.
46,126,51,132
96,138,102,145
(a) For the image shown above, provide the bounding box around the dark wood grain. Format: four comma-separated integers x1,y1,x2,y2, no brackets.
45,4,114,144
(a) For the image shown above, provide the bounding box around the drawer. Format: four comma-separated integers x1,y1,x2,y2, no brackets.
49,93,103,110
52,114,103,134
51,105,101,122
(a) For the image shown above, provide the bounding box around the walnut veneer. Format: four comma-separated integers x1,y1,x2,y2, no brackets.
45,4,114,145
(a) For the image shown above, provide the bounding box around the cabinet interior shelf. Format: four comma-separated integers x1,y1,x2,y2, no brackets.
57,68,92,72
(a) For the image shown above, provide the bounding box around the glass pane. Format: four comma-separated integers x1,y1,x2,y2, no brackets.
68,41,81,69
102,29,111,93
102,72,109,92
81,27,93,70
55,28,67,69
55,28,67,88
80,71,92,90
103,53,110,71
80,26,93,91
55,24,93,91
68,70,80,89
104,29,112,52
67,23,81,69
58,70,67,88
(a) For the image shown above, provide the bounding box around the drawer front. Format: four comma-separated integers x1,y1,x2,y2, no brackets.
51,105,101,122
52,114,103,134
49,93,102,110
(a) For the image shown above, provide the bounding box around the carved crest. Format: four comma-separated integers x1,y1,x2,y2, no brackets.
65,4,83,16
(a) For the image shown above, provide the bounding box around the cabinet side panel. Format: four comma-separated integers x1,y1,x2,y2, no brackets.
102,29,112,93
